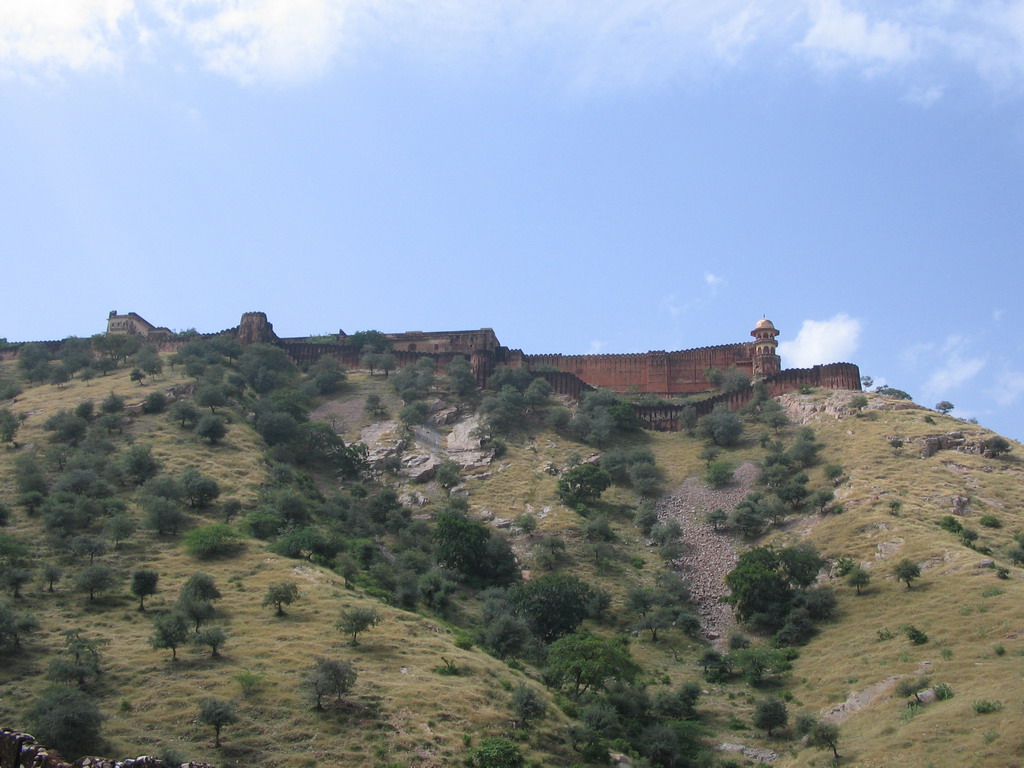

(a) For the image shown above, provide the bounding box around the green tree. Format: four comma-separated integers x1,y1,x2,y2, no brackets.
194,626,228,657
337,606,381,645
984,436,1012,458
151,612,190,660
263,581,300,616
0,407,21,447
545,632,639,698
75,563,119,602
753,696,788,736
510,572,598,643
181,467,221,508
172,400,201,428
510,683,547,729
469,737,525,768
704,460,734,488
847,567,870,595
195,383,227,413
698,404,744,447
806,720,841,759
894,559,921,589
143,497,187,536
935,400,954,414
557,464,612,508
46,630,106,687
104,513,136,549
198,698,237,748
3,567,32,598
195,414,227,444
184,524,244,559
120,444,161,486
26,686,104,758
308,657,357,710
131,568,159,611
0,600,38,649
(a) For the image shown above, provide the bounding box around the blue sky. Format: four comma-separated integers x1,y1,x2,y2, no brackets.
2,1,1023,440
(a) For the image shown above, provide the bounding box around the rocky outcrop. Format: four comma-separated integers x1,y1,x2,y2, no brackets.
0,730,215,768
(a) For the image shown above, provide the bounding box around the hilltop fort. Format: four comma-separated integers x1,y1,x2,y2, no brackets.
102,310,861,428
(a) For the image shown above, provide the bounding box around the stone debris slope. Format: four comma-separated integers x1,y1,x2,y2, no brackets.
657,462,760,644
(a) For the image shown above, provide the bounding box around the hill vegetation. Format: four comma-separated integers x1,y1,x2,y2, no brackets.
0,334,1022,768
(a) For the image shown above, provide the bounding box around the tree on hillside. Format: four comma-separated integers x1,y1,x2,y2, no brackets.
806,720,841,760
131,568,159,611
263,581,300,616
545,632,639,698
753,696,788,736
847,567,870,595
984,436,1012,458
195,414,227,444
199,698,237,748
151,613,190,660
337,606,380,645
0,407,22,447
75,564,119,602
698,404,744,447
510,572,602,643
557,464,612,508
935,400,954,414
308,657,357,710
894,559,921,589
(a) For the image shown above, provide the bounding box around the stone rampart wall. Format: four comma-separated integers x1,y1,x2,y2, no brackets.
0,729,214,768
630,363,862,431
521,343,754,395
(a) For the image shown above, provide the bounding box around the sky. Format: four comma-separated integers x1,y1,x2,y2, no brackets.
2,1,1024,440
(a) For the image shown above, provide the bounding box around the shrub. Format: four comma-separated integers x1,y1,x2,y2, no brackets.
469,736,524,768
972,699,1003,714
184,525,244,559
26,686,104,757
933,682,954,700
704,460,735,488
903,625,928,645
979,515,1001,529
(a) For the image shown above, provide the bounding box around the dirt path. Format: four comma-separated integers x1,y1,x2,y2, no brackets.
658,462,760,646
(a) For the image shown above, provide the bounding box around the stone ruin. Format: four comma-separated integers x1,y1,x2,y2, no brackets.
0,730,214,768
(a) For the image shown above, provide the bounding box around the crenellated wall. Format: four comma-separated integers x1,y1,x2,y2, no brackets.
0,729,214,768
518,342,755,396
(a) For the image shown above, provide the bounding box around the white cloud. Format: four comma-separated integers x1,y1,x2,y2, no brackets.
921,334,986,398
0,0,136,76
778,313,862,368
800,0,913,67
154,0,351,85
989,370,1024,406
1,0,1024,91
588,339,606,353
704,272,724,288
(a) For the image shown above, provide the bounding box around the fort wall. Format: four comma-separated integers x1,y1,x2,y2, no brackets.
0,729,213,768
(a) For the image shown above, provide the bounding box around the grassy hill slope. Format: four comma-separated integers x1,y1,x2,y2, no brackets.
1,355,1022,768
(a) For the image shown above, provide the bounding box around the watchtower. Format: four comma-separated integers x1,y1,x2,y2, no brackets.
751,317,781,376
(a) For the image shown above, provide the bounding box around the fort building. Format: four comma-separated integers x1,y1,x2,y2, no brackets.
100,310,860,428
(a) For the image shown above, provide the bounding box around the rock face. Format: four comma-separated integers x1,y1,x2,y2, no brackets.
0,730,216,768
235,312,278,345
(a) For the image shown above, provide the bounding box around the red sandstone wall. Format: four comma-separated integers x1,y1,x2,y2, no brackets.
522,343,754,396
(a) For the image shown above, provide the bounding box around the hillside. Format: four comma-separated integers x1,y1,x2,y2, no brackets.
0,341,1022,768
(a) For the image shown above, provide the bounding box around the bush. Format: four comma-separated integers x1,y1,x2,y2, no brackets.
469,736,524,768
979,515,1002,529
704,460,734,488
972,699,1003,714
26,686,104,757
184,524,244,559
934,683,954,700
